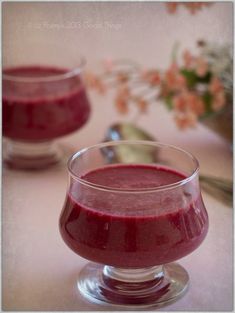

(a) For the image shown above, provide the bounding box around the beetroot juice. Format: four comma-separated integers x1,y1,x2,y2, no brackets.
60,164,208,268
2,66,91,142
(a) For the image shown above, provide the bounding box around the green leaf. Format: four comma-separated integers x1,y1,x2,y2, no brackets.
164,95,173,110
180,69,212,88
197,71,212,84
180,69,198,88
202,91,213,116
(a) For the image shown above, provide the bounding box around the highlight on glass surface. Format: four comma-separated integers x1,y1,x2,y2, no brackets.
2,43,91,170
59,140,209,308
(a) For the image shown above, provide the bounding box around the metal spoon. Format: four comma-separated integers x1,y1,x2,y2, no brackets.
103,122,233,205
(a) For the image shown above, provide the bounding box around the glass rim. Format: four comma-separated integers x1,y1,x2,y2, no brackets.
2,57,86,83
67,140,200,194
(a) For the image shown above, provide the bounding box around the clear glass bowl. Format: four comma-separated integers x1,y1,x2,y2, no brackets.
59,140,209,309
2,44,91,170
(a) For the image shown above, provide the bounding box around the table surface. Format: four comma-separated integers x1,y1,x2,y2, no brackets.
2,92,233,311
2,2,233,311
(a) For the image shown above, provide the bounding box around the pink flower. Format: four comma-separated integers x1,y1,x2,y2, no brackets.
117,73,129,83
172,90,205,129
193,96,205,116
166,2,212,15
166,3,178,14
84,71,106,94
174,111,197,129
172,93,186,112
142,70,161,86
164,63,186,92
184,2,211,14
169,62,179,72
173,91,205,116
195,57,208,77
118,85,130,98
135,98,148,113
183,49,195,69
115,96,128,114
209,77,223,94
212,91,226,111
209,77,226,111
115,85,130,114
185,3,202,15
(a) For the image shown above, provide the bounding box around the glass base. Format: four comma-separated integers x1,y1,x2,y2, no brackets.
77,262,189,309
3,139,63,170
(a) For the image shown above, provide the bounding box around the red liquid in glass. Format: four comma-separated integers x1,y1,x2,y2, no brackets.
60,164,208,268
3,66,91,141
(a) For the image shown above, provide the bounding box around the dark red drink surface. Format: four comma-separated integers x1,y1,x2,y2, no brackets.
3,66,90,141
60,164,208,268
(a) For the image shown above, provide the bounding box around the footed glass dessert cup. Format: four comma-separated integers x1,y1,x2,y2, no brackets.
2,46,91,170
59,141,209,309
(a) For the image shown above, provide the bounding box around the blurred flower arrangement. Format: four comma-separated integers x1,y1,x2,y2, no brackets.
166,2,213,15
85,40,233,141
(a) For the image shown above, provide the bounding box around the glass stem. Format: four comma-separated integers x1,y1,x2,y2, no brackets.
102,265,165,290
4,139,62,169
6,140,57,157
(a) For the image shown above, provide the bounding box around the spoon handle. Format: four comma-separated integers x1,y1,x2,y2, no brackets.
199,175,233,205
